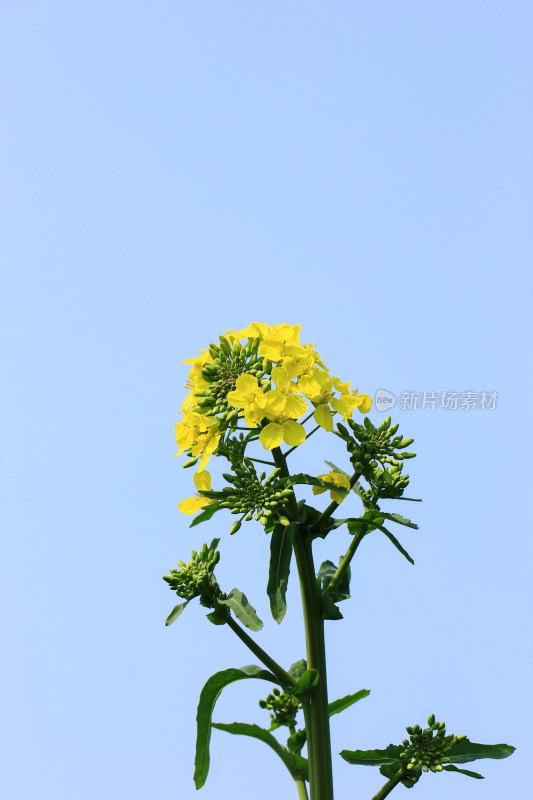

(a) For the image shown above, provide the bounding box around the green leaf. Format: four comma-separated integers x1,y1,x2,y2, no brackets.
165,601,189,626
374,512,418,530
218,588,263,631
443,764,484,779
379,763,403,780
320,592,343,620
292,668,319,697
340,744,404,766
288,659,307,680
328,689,370,717
267,522,295,623
211,722,309,781
194,665,283,789
189,504,221,527
317,559,351,602
347,516,382,534
375,524,415,565
446,738,515,764
288,473,349,496
205,607,229,625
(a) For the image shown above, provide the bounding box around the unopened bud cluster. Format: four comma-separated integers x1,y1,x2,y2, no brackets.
162,542,221,607
259,687,302,728
219,459,294,533
399,715,466,774
192,336,266,428
338,416,415,474
358,462,410,502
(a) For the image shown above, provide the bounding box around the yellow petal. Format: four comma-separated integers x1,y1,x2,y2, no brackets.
259,422,284,450
312,485,327,495
285,394,307,419
332,376,351,394
356,393,373,413
271,366,291,392
264,389,288,418
193,470,212,491
235,373,260,392
178,496,209,515
298,374,321,398
281,420,306,446
313,403,333,431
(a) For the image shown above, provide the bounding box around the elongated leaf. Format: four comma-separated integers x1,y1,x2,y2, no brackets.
194,665,282,788
340,744,404,766
374,512,418,530
445,739,515,764
375,524,415,565
267,522,294,623
190,504,221,527
218,588,263,631
165,601,189,626
443,764,484,779
288,473,349,496
328,689,370,717
292,668,319,697
211,722,309,780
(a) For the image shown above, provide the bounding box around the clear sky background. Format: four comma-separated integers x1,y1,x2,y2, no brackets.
1,2,532,799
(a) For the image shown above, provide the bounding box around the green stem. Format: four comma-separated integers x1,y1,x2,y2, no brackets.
295,777,309,800
272,448,335,800
370,768,407,800
225,615,296,687
326,530,366,596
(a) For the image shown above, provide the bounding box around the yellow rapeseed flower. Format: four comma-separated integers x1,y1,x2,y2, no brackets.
175,410,221,470
226,373,268,427
179,470,216,514
312,469,351,503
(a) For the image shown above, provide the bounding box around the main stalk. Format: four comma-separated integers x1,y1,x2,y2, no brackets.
273,448,334,800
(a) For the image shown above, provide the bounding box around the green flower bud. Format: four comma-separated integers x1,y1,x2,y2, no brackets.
230,520,241,535
427,713,435,727
182,457,200,468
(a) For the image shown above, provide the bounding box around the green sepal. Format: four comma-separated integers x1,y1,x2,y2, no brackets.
266,521,295,623
165,601,189,626
197,489,228,500
218,588,263,631
190,504,221,527
291,668,319,698
445,738,515,764
340,744,404,766
211,721,309,781
443,764,484,779
194,665,285,789
328,689,370,717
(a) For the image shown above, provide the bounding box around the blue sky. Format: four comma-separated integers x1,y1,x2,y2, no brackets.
1,2,532,799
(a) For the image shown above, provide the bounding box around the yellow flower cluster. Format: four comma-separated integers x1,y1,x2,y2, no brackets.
175,323,372,469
